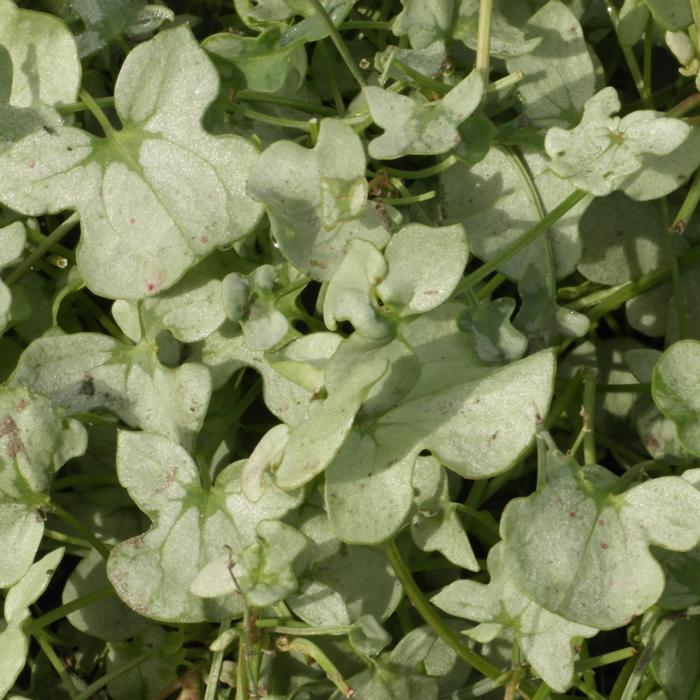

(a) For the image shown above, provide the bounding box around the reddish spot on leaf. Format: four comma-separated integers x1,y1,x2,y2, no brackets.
569,511,576,518
28,160,36,169
147,282,156,292
145,270,166,294
200,235,209,244
601,542,609,550
129,217,136,225
0,415,23,457
597,519,605,526
15,399,29,412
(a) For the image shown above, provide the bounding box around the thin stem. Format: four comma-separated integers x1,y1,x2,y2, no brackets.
5,213,80,286
236,90,336,116
42,528,92,550
476,272,507,300
50,503,111,559
79,89,117,137
384,540,503,681
667,92,700,118
642,14,654,108
661,198,689,339
227,104,313,132
308,0,366,88
74,648,159,700
204,620,230,700
34,630,80,699
582,371,597,466
318,40,346,114
575,647,637,671
453,189,587,296
671,166,700,234
339,19,392,30
58,95,115,115
604,1,646,102
26,588,115,633
376,191,436,206
379,154,459,179
255,619,352,636
475,0,493,86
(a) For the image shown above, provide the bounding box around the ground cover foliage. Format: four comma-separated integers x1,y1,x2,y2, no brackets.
2,0,700,697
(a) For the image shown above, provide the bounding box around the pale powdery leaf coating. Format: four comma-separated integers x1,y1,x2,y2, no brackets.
0,0,81,108
500,445,700,629
287,506,403,626
325,431,416,545
410,456,478,570
391,0,455,49
63,550,148,642
190,520,307,606
440,145,585,282
0,221,26,334
652,340,700,456
0,548,64,699
371,305,556,480
107,431,302,622
432,543,596,692
506,0,595,127
545,87,690,196
0,385,85,588
364,70,484,160
11,332,211,450
377,223,467,315
323,238,390,339
248,119,391,281
274,359,387,489
0,26,262,300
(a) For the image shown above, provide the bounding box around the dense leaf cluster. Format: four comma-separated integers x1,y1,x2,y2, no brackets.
1,0,700,698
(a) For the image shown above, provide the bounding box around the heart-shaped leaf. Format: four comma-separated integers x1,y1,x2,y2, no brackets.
0,26,262,300
11,332,211,449
500,440,700,629
107,430,303,622
432,542,597,692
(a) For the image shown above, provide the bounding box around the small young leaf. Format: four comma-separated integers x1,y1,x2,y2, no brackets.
364,70,484,160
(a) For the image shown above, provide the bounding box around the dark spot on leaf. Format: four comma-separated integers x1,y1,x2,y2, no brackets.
569,511,576,517
129,217,136,225
147,282,156,292
200,235,209,244
28,159,36,169
0,415,23,457
66,146,73,152
42,125,56,135
601,542,609,550
79,375,95,397
15,398,29,412
309,259,328,269
597,519,605,526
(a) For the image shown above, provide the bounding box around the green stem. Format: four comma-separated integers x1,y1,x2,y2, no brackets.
667,92,700,118
74,648,159,700
276,636,354,697
236,90,336,116
377,191,436,206
475,0,493,86
575,647,637,671
661,198,689,339
384,540,503,681
79,88,117,137
642,14,654,108
5,213,80,286
34,630,80,699
378,154,459,179
339,19,392,30
227,103,313,132
671,166,700,234
319,40,346,114
604,1,646,102
308,0,366,89
621,616,675,700
453,189,587,296
453,504,500,544
582,371,597,466
476,272,507,300
255,619,352,636
26,588,115,633
50,503,111,559
204,620,230,700
531,683,552,700
42,528,92,550
58,95,115,115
